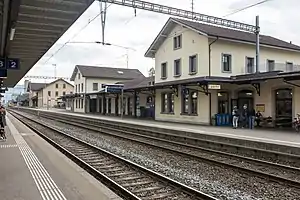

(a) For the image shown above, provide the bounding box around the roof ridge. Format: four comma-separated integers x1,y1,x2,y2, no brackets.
171,17,252,34
77,65,139,71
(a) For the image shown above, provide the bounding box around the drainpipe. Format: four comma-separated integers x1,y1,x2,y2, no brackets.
208,37,219,77
84,78,87,113
208,37,218,125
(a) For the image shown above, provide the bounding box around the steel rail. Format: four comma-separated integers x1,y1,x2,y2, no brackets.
20,109,300,189
30,109,300,166
10,110,216,200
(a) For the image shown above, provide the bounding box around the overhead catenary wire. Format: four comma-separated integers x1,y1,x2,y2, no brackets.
43,2,113,65
223,0,273,17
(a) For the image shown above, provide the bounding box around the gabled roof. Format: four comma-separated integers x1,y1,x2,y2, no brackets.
145,17,300,58
27,79,73,92
29,83,47,92
123,76,155,90
70,65,145,81
46,78,74,88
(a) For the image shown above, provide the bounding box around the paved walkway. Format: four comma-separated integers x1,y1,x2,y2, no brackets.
0,112,122,200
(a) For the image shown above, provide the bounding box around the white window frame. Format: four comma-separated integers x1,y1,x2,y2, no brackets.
174,59,181,77
189,54,198,74
245,57,255,74
173,35,182,50
286,62,293,72
161,62,167,79
267,59,275,72
221,53,232,73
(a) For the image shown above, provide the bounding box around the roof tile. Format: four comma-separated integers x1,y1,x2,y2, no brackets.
75,65,145,80
172,18,300,51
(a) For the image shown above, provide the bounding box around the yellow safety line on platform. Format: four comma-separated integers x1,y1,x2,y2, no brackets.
7,117,67,200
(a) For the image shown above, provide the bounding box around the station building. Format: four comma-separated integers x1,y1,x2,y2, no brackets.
69,65,146,114
62,17,300,127
140,17,300,127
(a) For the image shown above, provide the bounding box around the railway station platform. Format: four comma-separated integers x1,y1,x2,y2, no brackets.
19,107,300,148
1,112,122,200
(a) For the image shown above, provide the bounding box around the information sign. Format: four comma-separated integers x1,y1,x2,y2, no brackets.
0,58,5,69
6,58,20,69
208,84,221,90
0,57,20,70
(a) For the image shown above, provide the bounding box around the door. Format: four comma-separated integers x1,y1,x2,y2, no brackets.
275,88,293,127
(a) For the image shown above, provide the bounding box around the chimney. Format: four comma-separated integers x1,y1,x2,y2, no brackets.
290,41,292,44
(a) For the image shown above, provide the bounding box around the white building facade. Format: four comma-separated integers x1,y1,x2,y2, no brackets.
70,65,145,114
27,79,74,108
144,17,300,127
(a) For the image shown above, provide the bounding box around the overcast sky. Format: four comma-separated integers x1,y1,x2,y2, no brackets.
17,0,300,85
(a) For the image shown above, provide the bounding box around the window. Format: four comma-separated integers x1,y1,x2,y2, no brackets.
78,84,80,93
161,62,167,79
173,35,182,49
81,83,83,92
218,92,229,114
267,60,275,71
48,91,51,97
162,94,168,113
55,91,58,97
286,62,293,71
161,93,174,113
55,84,58,89
181,88,198,115
63,91,66,96
75,85,77,93
81,99,83,109
76,99,78,108
246,57,254,73
174,59,181,76
93,83,98,91
191,91,198,114
78,73,80,79
222,54,232,72
189,55,197,74
182,89,189,114
63,84,66,89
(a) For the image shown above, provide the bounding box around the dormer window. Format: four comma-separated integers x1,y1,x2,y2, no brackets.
173,35,182,50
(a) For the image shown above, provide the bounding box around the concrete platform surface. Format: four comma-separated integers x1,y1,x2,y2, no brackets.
25,107,300,148
2,112,122,200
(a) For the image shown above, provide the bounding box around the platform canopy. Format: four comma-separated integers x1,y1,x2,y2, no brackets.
0,0,94,87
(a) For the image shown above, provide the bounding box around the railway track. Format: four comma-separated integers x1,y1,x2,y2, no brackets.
11,109,300,189
10,110,216,200
22,109,300,167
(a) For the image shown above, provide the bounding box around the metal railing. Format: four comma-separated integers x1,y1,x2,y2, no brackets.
243,63,300,74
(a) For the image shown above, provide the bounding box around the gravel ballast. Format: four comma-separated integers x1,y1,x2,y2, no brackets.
15,111,300,200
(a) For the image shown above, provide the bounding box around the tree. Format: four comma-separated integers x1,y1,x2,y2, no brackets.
148,67,155,77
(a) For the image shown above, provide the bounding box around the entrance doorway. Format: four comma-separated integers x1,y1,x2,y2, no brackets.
237,90,254,109
89,99,97,113
275,88,293,127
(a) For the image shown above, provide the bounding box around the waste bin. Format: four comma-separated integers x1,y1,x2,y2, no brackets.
215,114,231,126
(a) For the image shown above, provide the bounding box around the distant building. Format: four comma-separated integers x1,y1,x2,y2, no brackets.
70,65,144,113
26,79,74,108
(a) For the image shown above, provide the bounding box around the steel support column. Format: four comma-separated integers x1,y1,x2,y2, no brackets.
133,91,137,118
99,1,107,44
255,15,260,73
